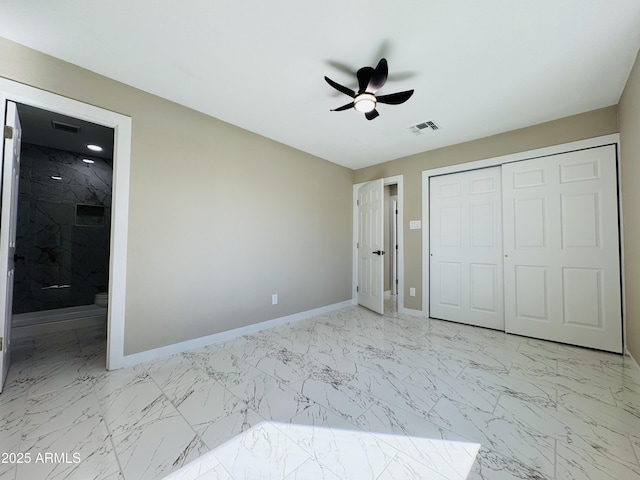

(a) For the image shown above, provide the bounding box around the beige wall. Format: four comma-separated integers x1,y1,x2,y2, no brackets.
620,48,640,360
354,106,619,311
0,38,354,355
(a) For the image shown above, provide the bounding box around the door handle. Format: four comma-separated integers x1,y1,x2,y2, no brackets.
373,250,386,255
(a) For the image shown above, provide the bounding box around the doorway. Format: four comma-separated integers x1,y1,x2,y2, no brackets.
11,104,114,340
0,79,132,389
352,175,404,316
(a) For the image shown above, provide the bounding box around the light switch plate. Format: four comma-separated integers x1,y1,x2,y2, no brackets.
409,220,421,230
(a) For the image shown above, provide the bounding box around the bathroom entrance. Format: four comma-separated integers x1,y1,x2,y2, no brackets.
11,103,114,338
0,79,132,392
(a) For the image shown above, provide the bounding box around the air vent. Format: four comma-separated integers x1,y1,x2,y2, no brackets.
409,120,440,136
51,120,81,134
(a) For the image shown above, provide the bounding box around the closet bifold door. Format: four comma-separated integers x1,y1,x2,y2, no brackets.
502,145,623,353
429,166,504,330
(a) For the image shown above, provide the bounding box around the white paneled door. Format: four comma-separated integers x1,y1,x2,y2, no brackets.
429,167,504,330
358,179,384,314
502,145,622,353
0,101,22,392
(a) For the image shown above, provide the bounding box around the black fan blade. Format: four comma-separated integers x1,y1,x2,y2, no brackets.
324,76,356,98
366,58,388,93
331,102,354,112
365,109,380,121
326,60,357,76
376,89,414,105
356,67,374,94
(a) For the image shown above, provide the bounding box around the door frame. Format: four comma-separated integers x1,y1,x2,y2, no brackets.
390,195,398,295
352,175,405,314
0,78,132,370
421,133,625,345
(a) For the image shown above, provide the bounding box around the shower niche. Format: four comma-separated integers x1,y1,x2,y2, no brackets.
76,204,106,226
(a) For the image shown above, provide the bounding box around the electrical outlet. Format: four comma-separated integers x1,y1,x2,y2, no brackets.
272,294,278,305
409,287,416,297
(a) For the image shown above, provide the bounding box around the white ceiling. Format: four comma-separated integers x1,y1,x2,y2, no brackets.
1,1,639,170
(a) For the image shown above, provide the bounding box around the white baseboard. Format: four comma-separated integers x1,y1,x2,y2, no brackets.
114,300,353,370
626,348,640,373
12,316,106,339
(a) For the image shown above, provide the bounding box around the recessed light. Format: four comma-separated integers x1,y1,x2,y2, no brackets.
51,175,62,180
82,158,95,164
86,144,103,152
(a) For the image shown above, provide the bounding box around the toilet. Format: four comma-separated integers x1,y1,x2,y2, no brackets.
94,292,109,307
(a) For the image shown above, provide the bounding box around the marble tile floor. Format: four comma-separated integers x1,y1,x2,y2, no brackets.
1,296,640,479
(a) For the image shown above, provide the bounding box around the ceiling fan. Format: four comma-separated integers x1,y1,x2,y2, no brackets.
324,58,414,120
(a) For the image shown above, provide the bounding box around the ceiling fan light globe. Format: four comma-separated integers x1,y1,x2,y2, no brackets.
354,93,377,113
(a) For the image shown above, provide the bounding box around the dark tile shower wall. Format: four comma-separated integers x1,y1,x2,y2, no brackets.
13,144,112,314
